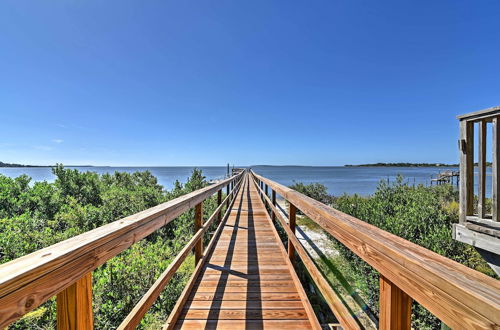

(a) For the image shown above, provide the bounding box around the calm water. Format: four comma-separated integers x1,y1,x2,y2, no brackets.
0,165,474,196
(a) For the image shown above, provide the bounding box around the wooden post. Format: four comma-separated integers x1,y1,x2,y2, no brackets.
57,272,93,330
379,275,412,330
493,117,500,221
226,184,230,209
459,120,474,223
217,190,222,223
478,120,487,219
288,203,296,262
265,184,268,197
194,202,203,264
272,190,276,221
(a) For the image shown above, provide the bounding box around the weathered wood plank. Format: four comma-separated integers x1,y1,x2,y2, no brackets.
174,319,313,330
190,285,300,293
180,309,309,320
194,280,295,287
189,291,303,301
198,274,293,282
184,300,304,309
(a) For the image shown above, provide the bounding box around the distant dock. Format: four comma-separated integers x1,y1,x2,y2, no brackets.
430,170,459,186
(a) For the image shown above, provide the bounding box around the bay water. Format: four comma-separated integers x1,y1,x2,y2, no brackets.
0,165,472,196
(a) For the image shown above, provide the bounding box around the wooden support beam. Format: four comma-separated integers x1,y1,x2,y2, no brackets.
478,120,487,219
226,184,230,209
194,202,203,264
288,203,296,262
265,183,268,197
379,275,412,330
459,120,474,223
57,272,93,330
493,117,500,221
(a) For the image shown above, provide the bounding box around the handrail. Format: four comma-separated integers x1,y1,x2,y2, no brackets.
251,170,500,330
0,171,245,328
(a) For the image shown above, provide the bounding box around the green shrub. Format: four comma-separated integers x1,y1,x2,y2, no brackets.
330,176,494,329
1,166,215,329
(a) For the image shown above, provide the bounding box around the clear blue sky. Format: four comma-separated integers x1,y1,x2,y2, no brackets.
1,1,499,166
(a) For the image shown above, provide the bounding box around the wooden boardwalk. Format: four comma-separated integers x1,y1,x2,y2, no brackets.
3,170,498,330
172,174,319,329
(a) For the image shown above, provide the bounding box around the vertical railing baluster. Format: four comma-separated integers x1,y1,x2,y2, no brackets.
272,190,276,221
57,272,93,330
493,117,500,221
379,276,412,330
288,203,296,262
194,202,203,264
459,120,474,223
478,120,487,219
217,190,222,223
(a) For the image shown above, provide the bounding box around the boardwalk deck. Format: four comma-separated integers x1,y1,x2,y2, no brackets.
171,174,319,329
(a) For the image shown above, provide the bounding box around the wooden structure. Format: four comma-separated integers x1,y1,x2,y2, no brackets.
167,174,319,329
455,106,500,275
0,170,499,329
430,170,459,186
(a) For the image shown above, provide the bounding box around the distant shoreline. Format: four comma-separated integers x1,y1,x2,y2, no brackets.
344,162,460,167
0,162,94,168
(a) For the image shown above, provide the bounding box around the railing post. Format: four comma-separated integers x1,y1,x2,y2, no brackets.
288,203,296,262
57,272,93,330
265,184,268,197
459,120,474,223
478,120,487,218
226,184,230,209
493,117,500,221
217,190,222,223
194,202,203,264
272,190,276,221
379,275,412,330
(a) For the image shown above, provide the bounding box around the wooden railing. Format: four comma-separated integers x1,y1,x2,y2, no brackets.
0,171,245,329
251,171,500,330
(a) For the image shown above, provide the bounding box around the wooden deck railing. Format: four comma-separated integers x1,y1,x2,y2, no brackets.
0,171,245,329
251,171,500,330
